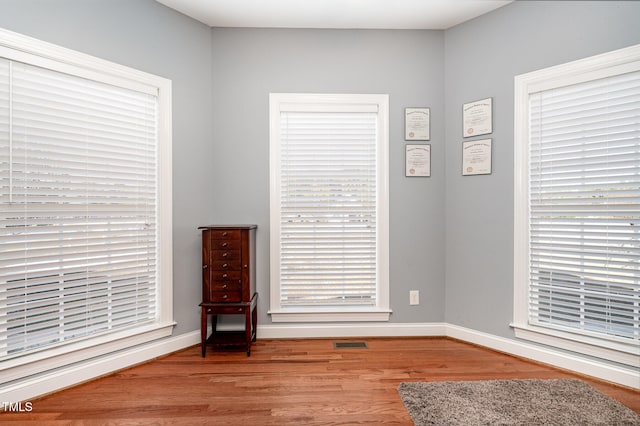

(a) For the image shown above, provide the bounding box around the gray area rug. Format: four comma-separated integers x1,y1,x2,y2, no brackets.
398,379,640,425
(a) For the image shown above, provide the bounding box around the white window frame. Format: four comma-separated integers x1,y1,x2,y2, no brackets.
0,28,173,384
269,93,390,322
513,44,640,367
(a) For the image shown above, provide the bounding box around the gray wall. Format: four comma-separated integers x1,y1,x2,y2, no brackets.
1,0,638,343
0,1,448,332
210,28,447,324
0,0,214,335
444,1,640,337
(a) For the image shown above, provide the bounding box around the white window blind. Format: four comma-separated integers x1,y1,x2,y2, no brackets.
279,110,378,306
527,70,640,345
269,93,389,321
0,57,159,359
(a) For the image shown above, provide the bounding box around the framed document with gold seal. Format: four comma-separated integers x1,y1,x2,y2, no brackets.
405,107,430,141
463,98,492,138
462,139,492,176
405,144,431,177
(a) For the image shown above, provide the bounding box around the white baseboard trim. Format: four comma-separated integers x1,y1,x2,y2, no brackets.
446,324,640,389
257,322,447,339
6,322,638,402
258,322,639,389
3,330,200,403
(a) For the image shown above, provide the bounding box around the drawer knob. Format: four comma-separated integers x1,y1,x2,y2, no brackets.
202,264,208,269
223,252,229,258
222,263,228,268
222,232,228,236
222,284,227,289
222,294,228,300
222,273,228,278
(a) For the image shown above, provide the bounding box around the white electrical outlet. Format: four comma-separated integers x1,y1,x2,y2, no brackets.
410,290,419,305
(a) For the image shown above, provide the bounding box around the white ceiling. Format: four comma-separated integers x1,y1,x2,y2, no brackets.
155,0,512,30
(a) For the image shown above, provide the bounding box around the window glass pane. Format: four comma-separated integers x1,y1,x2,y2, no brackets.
0,59,158,359
279,111,378,307
527,70,640,344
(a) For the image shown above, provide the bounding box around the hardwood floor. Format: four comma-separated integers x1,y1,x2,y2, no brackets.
2,337,639,425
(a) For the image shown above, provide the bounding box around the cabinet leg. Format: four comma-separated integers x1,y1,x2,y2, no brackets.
245,307,252,357
200,307,207,358
252,304,258,342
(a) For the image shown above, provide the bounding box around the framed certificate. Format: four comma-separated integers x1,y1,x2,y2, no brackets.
405,144,431,177
463,98,492,137
405,107,430,141
462,139,492,176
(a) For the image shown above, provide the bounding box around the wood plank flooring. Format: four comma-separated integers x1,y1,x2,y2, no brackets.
2,337,638,425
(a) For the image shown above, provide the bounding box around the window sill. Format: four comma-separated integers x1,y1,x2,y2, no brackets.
510,323,639,367
268,309,392,323
1,322,176,385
